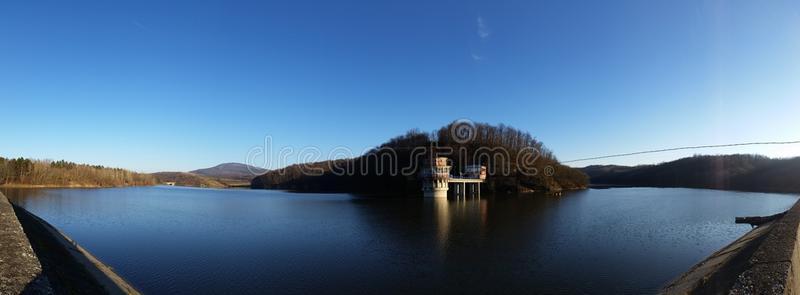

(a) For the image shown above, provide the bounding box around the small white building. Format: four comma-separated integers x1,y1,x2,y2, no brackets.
420,157,451,198
420,157,485,198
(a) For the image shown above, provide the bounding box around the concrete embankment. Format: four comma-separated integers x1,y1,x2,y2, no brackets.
662,198,800,294
0,191,140,294
0,191,51,294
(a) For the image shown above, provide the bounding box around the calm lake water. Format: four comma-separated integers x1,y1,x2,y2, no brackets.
3,186,797,294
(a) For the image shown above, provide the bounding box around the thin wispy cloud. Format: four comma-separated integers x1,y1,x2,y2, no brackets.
472,16,490,62
477,17,490,39
132,20,147,30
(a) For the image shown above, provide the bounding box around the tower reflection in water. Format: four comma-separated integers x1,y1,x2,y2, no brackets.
432,196,489,253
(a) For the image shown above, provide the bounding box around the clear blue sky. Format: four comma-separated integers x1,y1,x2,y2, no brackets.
2,0,799,172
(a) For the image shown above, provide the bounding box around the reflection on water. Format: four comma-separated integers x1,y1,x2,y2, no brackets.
434,197,451,252
433,197,491,254
2,186,797,294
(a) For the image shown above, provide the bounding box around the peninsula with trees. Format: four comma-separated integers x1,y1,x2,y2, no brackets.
251,121,589,195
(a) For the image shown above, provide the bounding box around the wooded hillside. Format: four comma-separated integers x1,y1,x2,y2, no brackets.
582,154,800,193
252,121,588,195
0,157,156,187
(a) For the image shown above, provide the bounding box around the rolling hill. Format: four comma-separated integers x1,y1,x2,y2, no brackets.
252,121,589,195
151,172,227,188
153,163,267,188
190,163,267,182
581,154,800,193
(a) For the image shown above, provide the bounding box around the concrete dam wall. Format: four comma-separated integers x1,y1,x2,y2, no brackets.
0,191,50,294
663,198,800,295
0,191,139,295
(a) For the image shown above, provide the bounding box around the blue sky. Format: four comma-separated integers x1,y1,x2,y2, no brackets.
1,0,799,172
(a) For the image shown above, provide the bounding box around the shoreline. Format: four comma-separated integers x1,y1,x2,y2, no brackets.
9,199,140,294
0,191,50,294
0,184,154,189
589,183,800,195
662,198,800,293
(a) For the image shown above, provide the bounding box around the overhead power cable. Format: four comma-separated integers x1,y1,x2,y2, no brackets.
562,140,800,163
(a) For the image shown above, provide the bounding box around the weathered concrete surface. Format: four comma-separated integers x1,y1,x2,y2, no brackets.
3,190,139,295
0,191,51,294
729,199,800,295
661,221,774,295
12,205,140,295
662,198,800,295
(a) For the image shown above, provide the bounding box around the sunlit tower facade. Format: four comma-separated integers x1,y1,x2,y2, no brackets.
420,157,451,198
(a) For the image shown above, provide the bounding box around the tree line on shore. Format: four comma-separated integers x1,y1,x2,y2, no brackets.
582,154,800,193
251,121,589,195
0,157,156,187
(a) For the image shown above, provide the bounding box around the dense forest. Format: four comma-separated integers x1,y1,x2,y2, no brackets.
0,157,156,187
251,121,589,195
582,154,800,193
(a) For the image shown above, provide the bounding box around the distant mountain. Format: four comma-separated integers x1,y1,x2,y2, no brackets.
191,163,267,182
152,163,267,188
151,172,227,188
581,154,800,193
